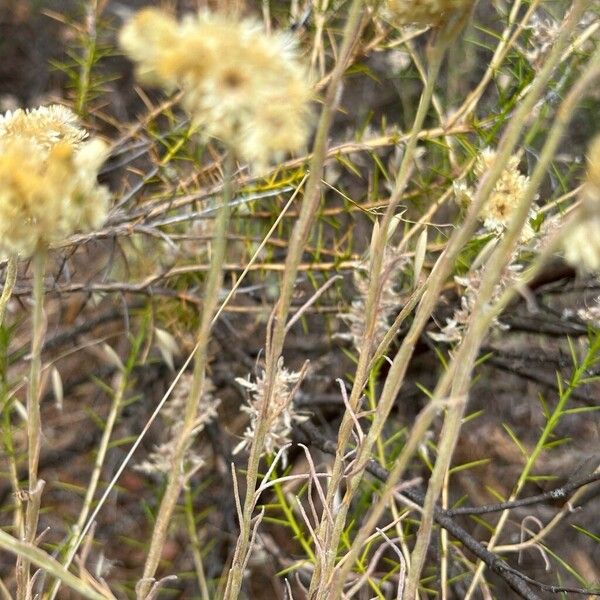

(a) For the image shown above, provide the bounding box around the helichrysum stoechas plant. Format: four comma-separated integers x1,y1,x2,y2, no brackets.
0,103,110,598
455,148,538,241
562,135,600,272
0,105,110,257
119,8,312,168
384,0,474,25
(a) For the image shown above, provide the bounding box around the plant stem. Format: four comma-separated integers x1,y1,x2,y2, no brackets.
222,3,365,598
309,17,459,598
404,5,591,595
0,254,17,328
17,246,46,600
137,151,234,598
47,371,129,600
184,487,211,600
0,255,21,539
0,529,107,600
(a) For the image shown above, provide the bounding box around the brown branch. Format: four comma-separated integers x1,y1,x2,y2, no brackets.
296,420,600,599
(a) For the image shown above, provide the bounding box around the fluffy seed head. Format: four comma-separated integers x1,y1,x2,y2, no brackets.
0,104,87,149
120,10,313,168
0,106,110,257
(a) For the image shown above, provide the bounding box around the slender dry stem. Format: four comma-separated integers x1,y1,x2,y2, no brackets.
0,254,17,328
137,151,235,598
222,3,366,598
48,372,129,599
404,5,593,595
308,14,466,597
17,246,47,600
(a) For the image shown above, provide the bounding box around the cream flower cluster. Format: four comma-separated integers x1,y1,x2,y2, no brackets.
455,148,537,240
384,0,473,25
120,9,313,168
0,105,110,257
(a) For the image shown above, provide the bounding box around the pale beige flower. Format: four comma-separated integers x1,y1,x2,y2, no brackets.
0,106,110,257
384,0,473,25
135,374,220,477
456,148,537,240
0,104,87,149
120,9,313,167
233,359,308,464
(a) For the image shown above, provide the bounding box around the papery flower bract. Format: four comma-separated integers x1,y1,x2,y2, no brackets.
0,106,110,257
384,0,473,25
456,148,537,241
0,104,87,149
233,358,308,466
120,10,313,168
136,374,220,477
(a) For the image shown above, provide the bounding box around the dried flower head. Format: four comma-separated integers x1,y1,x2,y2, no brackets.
0,128,110,257
384,0,473,25
456,148,537,241
524,14,560,69
135,374,220,476
0,104,88,149
233,358,309,464
120,10,313,167
118,8,180,88
341,246,409,350
562,136,600,273
429,262,521,343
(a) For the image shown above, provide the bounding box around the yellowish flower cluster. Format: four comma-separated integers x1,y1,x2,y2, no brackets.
384,0,473,25
0,105,87,149
455,148,537,240
562,137,600,273
119,9,313,168
0,105,110,257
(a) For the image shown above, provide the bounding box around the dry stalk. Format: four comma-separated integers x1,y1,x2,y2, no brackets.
16,247,47,599
137,151,235,598
0,254,17,327
405,7,596,596
308,10,472,596
48,372,129,599
222,2,366,598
